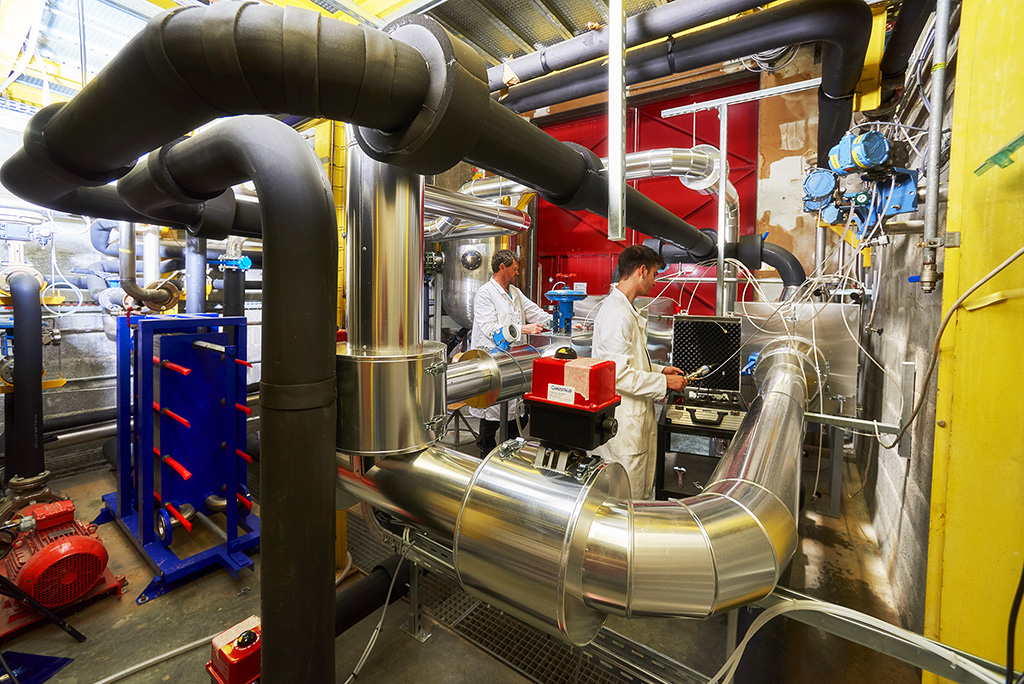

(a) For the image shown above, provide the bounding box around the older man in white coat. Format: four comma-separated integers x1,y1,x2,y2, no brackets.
469,249,550,455
592,245,685,500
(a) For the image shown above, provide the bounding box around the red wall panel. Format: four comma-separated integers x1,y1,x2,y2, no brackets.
535,79,759,315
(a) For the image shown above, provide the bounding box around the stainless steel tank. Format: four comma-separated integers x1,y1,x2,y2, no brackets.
439,238,498,329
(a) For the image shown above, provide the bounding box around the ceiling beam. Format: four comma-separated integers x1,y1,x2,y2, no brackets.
430,15,501,66
381,0,450,22
528,0,574,40
468,0,533,54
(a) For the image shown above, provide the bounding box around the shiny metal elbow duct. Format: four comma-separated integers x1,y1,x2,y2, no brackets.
583,341,814,619
339,337,817,646
459,147,740,236
423,185,530,240
445,345,541,407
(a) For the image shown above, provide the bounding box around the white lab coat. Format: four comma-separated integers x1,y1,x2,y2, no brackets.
591,287,667,500
468,278,550,422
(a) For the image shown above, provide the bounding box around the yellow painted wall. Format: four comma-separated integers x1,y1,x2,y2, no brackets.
924,0,1024,678
315,120,347,328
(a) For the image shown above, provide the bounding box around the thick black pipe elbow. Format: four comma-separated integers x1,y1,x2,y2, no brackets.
498,0,871,160
645,236,806,290
8,273,46,482
335,556,411,636
761,242,807,289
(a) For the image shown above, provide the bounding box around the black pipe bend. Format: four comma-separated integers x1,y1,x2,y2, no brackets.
8,273,46,482
644,236,807,291
497,0,872,166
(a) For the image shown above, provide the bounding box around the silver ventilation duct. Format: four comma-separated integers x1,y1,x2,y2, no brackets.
423,185,531,239
459,146,740,235
337,336,817,646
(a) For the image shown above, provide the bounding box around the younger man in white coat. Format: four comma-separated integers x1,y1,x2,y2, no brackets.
469,249,549,454
592,245,685,499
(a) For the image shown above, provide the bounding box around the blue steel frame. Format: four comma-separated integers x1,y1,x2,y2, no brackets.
94,314,260,604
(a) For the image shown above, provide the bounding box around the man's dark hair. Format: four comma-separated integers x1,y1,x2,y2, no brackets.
616,244,664,280
491,249,520,274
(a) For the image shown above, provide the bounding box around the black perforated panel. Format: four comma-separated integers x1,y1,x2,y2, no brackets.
671,316,742,391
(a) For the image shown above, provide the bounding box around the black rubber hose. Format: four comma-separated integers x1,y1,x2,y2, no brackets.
335,555,411,636
9,273,46,481
498,0,871,167
645,236,806,290
223,269,245,317
43,408,118,433
117,115,338,684
3,397,15,481
761,242,807,289
486,0,765,91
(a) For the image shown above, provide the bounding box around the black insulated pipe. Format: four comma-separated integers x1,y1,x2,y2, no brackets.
335,556,411,636
486,0,765,91
9,273,46,481
879,0,937,78
0,3,713,258
117,116,338,683
497,0,872,168
645,236,806,290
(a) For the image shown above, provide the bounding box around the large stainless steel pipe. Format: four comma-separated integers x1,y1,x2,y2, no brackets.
450,345,540,408
424,185,530,237
460,147,739,235
339,137,445,458
582,341,810,618
338,337,814,645
345,133,424,353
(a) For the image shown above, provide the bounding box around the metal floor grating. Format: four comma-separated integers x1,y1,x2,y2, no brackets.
346,510,634,684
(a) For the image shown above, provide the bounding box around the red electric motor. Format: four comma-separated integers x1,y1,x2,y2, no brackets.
1,500,108,608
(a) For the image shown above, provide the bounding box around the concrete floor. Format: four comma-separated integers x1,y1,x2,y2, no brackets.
2,424,921,684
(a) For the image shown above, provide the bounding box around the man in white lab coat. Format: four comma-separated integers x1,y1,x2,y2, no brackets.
469,249,550,455
592,245,685,500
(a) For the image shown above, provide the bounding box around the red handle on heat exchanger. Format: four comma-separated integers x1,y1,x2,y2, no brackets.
153,356,192,376
235,403,252,416
237,493,253,511
236,449,253,464
153,401,191,428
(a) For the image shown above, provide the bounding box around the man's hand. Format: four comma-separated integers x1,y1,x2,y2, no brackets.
663,366,686,391
522,323,545,334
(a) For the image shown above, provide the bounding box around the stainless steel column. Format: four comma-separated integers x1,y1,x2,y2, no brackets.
346,132,424,353
185,235,207,313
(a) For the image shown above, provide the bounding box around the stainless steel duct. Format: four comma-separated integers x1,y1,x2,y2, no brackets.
337,136,447,458
424,185,530,238
445,345,541,407
338,336,816,646
460,147,740,235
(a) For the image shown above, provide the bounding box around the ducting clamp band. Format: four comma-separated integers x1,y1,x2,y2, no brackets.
541,143,606,211
260,377,337,410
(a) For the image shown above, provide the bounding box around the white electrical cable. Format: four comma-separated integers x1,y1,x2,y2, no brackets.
93,632,219,684
335,550,354,587
342,552,409,684
707,598,1004,684
878,242,1024,451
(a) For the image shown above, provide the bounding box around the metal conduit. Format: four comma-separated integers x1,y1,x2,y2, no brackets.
118,221,177,309
444,345,541,406
423,185,530,238
337,338,814,645
460,147,740,235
